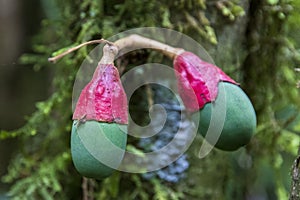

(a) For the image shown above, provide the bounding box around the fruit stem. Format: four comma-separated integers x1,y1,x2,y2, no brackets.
48,34,185,63
48,39,113,63
99,44,118,64
114,34,184,59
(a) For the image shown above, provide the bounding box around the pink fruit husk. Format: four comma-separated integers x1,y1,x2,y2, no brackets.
73,63,128,124
174,51,238,112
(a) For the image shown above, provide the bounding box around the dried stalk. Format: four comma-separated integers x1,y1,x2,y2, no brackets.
48,34,185,63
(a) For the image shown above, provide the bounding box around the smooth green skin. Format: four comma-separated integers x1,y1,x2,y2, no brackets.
71,121,127,179
193,82,257,151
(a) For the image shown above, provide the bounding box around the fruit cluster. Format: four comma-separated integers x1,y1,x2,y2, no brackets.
139,86,191,183
50,35,257,180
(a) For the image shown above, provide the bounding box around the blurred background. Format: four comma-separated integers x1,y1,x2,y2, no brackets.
0,0,300,199
0,0,51,196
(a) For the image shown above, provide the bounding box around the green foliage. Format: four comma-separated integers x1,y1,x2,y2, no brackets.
216,0,246,21
1,0,300,199
2,153,71,200
240,1,300,198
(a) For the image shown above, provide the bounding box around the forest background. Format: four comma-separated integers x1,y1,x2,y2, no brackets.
0,0,300,199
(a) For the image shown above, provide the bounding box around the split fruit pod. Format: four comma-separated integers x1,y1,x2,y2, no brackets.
174,52,257,151
194,82,256,151
71,62,128,179
71,121,127,179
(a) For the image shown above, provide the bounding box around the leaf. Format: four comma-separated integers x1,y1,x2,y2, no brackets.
161,8,172,28
39,187,53,200
126,144,145,158
267,0,279,5
107,173,121,198
151,179,169,200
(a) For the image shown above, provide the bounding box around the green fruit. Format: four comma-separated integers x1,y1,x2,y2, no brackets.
194,82,256,151
71,120,127,179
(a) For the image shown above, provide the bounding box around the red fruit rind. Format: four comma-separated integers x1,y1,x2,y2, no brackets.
174,51,238,112
73,63,128,124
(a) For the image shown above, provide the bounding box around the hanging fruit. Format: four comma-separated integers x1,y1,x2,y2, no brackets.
48,34,258,179
174,51,256,151
71,44,128,179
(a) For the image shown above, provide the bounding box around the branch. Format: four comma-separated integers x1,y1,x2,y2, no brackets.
48,34,185,63
48,39,113,63
114,34,184,59
82,177,89,200
82,177,95,200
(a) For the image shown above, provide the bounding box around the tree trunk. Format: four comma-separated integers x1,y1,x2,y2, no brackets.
290,144,300,200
